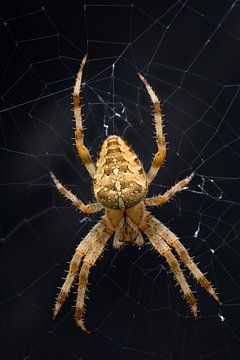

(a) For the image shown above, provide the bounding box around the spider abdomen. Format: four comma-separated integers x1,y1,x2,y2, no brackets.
94,135,147,210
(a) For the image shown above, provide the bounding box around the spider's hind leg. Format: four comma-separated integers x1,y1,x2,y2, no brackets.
73,55,95,178
138,74,166,185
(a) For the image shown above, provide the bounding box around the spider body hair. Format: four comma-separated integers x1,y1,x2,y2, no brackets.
50,55,221,333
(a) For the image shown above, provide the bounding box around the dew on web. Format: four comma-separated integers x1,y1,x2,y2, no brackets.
0,0,240,359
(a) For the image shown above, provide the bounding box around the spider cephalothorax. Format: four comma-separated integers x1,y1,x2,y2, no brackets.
51,55,221,333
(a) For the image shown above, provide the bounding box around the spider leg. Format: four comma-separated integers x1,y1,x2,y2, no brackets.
51,172,102,214
145,173,194,207
138,74,166,185
140,214,197,318
155,220,221,305
74,55,95,178
75,226,113,333
53,219,107,319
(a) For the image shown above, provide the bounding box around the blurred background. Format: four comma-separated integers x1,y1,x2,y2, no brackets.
1,0,240,359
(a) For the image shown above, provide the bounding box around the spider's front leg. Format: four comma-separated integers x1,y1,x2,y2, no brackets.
75,224,114,332
140,213,197,317
154,219,221,306
145,172,194,207
53,219,107,320
140,213,221,318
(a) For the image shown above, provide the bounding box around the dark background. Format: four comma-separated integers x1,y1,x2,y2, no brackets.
1,1,240,359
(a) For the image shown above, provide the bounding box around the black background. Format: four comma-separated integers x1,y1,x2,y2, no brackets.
1,1,240,359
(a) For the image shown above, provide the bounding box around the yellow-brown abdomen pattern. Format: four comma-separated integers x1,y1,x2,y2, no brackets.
94,136,147,209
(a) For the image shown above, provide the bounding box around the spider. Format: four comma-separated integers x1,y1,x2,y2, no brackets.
51,55,221,333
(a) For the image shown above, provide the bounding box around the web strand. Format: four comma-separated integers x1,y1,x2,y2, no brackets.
0,1,240,359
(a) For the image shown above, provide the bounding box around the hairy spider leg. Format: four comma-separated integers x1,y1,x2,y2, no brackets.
145,173,194,206
75,226,113,332
53,219,107,319
73,54,95,178
153,218,221,305
51,172,102,214
140,214,197,317
138,74,166,185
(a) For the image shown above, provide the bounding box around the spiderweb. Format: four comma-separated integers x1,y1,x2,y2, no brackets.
1,0,240,359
